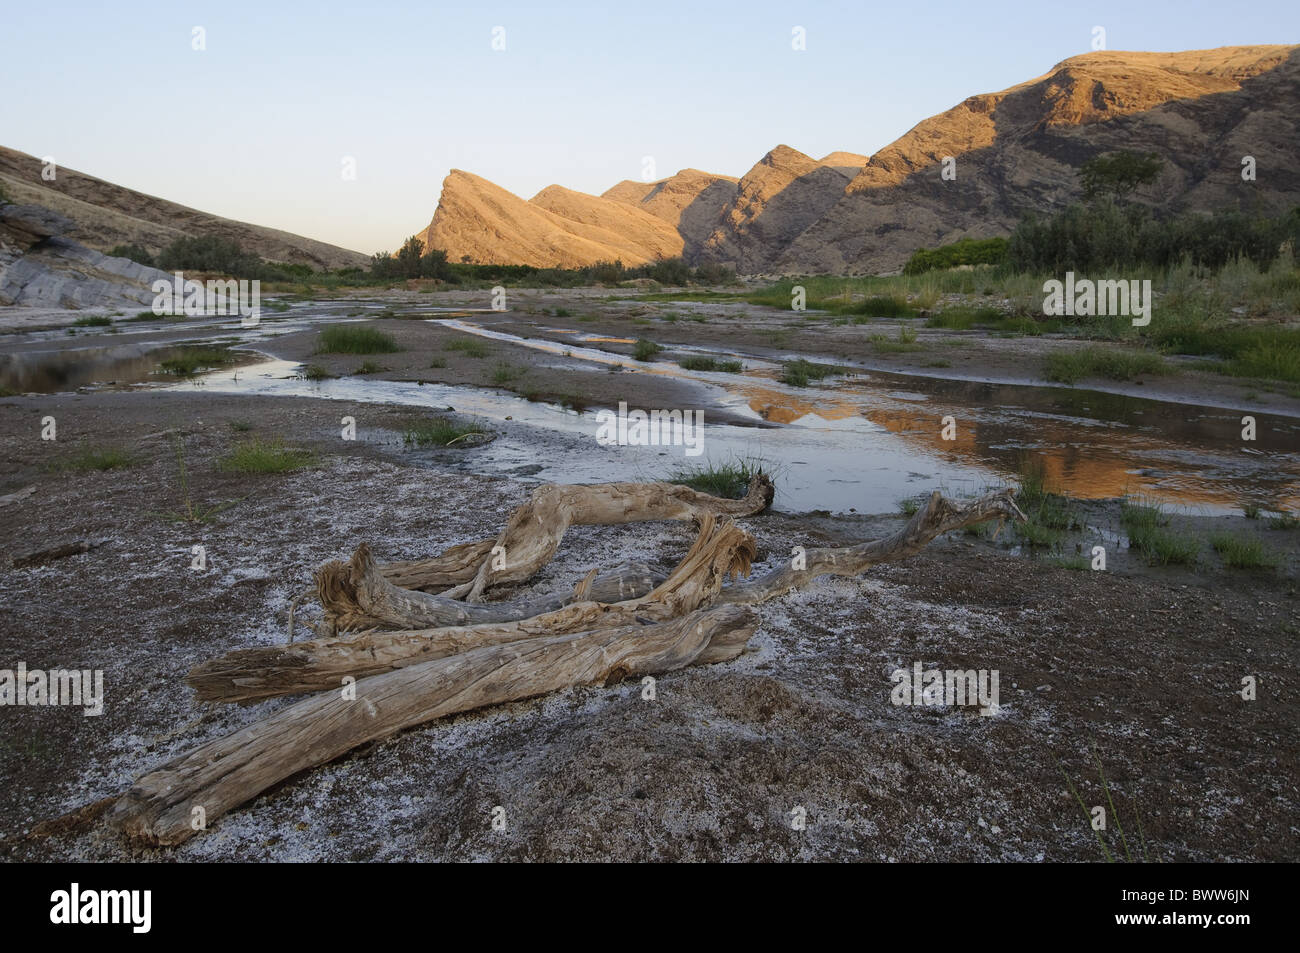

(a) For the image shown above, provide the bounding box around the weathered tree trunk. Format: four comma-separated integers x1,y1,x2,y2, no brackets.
315,544,663,633
369,474,772,599
113,604,759,846
188,490,1019,705
188,515,755,703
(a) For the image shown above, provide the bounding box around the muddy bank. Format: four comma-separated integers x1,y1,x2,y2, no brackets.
0,390,1296,861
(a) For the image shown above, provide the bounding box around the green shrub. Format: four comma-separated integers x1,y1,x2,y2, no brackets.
904,237,1009,276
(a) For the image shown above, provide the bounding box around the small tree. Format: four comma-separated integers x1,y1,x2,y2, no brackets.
395,236,425,279
1079,150,1164,201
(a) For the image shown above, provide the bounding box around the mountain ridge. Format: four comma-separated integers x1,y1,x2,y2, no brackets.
414,44,1300,275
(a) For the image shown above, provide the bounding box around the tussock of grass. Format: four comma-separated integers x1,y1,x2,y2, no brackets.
301,364,334,381
490,362,523,385
678,356,743,373
316,325,401,354
852,295,917,318
926,306,1002,331
633,338,662,362
58,446,133,471
403,418,486,447
781,358,846,387
445,337,490,358
869,326,923,353
1045,346,1169,384
669,458,765,500
1209,532,1280,570
220,439,315,473
73,315,112,327
1121,500,1198,566
158,347,232,376
1014,457,1084,548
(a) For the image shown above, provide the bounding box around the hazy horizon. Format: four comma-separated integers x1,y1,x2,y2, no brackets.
3,0,1297,254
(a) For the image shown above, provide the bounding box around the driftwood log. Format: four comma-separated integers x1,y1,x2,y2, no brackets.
114,604,758,845
94,477,1022,845
187,514,755,703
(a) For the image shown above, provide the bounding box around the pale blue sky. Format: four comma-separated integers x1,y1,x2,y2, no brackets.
2,1,1295,255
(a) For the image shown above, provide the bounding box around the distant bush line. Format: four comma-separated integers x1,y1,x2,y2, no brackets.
1007,201,1300,274
368,235,737,287
107,231,736,289
108,236,316,282
904,204,1300,279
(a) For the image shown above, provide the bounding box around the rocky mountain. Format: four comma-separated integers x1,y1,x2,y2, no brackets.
0,145,367,271
413,44,1300,275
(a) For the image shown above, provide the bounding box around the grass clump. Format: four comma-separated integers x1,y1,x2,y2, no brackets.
402,417,487,448
158,347,233,376
780,358,846,387
1209,532,1280,570
678,356,744,373
853,295,917,318
353,361,385,375
73,315,112,327
1044,346,1169,384
445,337,490,359
668,458,765,500
316,325,401,355
220,439,315,474
1121,500,1199,566
869,326,924,353
57,445,133,471
633,338,662,362
490,362,524,385
1014,457,1084,548
301,364,334,381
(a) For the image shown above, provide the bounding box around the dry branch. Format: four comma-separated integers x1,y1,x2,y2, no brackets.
716,488,1025,605
370,474,772,598
115,604,759,846
314,545,663,633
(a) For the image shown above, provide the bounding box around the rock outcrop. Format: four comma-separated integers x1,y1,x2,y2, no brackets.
0,203,175,309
